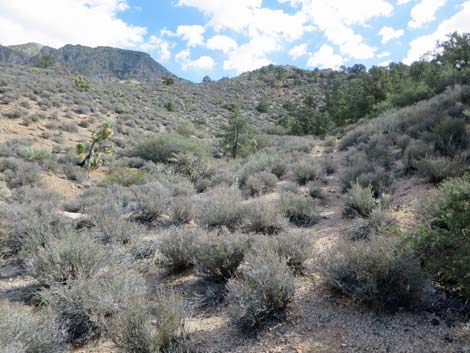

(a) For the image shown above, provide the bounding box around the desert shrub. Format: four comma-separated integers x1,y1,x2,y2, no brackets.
408,175,470,297
432,116,469,156
198,187,245,230
324,135,337,149
193,231,251,280
168,196,195,225
107,290,187,353
63,164,87,182
368,207,395,234
318,235,428,311
307,181,324,199
104,168,149,186
0,301,65,353
134,182,171,224
25,230,110,285
293,161,322,185
42,269,147,346
61,122,79,133
280,193,320,227
271,161,288,179
343,183,378,218
341,151,394,195
40,266,146,346
17,147,52,162
93,217,145,245
158,227,201,273
169,152,210,182
226,246,295,331
321,158,336,175
244,199,285,235
402,140,434,173
238,152,280,186
0,158,41,187
416,156,466,183
254,234,310,273
132,133,207,164
242,171,278,197
41,284,99,346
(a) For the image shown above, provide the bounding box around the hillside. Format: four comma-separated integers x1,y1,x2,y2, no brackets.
0,38,469,353
0,44,333,148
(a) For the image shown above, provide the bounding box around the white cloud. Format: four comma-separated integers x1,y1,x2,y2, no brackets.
224,36,281,73
397,0,413,4
378,60,392,66
289,43,308,60
307,44,343,69
408,0,446,28
377,51,391,58
403,1,470,64
0,0,146,48
379,26,405,43
176,25,205,47
140,35,171,62
206,35,238,53
178,0,307,40
176,49,214,70
290,0,393,59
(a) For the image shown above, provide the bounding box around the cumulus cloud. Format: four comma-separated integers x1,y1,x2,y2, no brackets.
224,36,281,73
307,44,343,69
403,1,470,64
179,0,394,71
289,0,393,59
178,0,308,72
176,25,205,47
379,26,405,43
397,0,413,4
176,49,214,70
408,0,447,28
0,0,146,48
140,35,171,62
377,51,391,58
289,43,308,60
206,35,238,53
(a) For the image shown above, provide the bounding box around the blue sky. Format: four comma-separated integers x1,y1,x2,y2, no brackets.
1,0,469,82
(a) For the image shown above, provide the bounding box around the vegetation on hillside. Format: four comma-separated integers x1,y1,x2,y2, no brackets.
0,32,469,353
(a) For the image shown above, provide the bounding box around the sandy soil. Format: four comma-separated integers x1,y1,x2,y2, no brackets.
0,139,467,353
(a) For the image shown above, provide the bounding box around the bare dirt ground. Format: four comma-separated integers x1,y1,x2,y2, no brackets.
0,139,467,353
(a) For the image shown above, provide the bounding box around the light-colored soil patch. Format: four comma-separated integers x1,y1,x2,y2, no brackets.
41,172,81,198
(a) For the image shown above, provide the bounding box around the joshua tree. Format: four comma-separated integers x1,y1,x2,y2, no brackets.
77,123,113,169
74,72,91,92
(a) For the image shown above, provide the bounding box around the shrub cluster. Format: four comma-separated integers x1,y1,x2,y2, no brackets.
409,174,470,297
318,235,428,311
226,246,295,330
280,192,320,227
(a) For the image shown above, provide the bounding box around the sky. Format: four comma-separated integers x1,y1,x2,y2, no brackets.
0,1,469,82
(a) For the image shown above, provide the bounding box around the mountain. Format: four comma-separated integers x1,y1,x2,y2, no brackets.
1,43,178,82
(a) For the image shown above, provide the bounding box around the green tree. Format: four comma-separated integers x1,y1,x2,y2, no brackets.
34,54,55,68
77,123,113,169
219,111,256,158
436,32,470,84
74,72,90,92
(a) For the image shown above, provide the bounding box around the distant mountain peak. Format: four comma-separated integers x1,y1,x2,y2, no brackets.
0,43,180,82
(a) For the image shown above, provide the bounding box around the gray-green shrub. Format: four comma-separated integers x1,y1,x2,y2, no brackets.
193,231,251,280
318,235,428,311
245,199,285,235
158,227,201,273
226,246,295,330
0,301,65,353
280,193,320,226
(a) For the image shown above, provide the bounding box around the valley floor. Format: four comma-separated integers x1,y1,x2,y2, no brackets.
1,141,468,353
